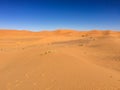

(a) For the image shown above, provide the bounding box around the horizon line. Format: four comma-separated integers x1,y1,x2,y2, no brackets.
0,28,120,32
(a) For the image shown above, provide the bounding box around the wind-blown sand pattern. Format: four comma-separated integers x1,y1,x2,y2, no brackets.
0,30,120,90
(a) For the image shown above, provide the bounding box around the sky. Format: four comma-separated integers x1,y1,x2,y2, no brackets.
0,0,120,31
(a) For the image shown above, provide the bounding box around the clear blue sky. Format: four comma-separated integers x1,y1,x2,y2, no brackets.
0,0,120,31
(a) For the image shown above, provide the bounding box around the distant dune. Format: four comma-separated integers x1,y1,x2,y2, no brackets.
0,29,119,35
0,29,120,90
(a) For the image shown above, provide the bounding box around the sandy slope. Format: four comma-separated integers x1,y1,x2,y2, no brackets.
0,30,120,90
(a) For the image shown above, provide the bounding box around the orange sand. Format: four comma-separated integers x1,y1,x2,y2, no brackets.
0,29,120,90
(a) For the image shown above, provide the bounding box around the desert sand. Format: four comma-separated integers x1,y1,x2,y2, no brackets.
0,29,120,90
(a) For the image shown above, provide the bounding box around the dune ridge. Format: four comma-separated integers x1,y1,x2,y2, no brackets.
0,29,120,36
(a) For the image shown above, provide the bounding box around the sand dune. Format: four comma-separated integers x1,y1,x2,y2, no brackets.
0,29,120,90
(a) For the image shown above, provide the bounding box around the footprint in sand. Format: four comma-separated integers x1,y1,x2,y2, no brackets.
110,76,113,78
0,48,3,51
118,80,120,82
42,50,53,55
46,50,51,54
22,47,25,50
78,44,83,46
